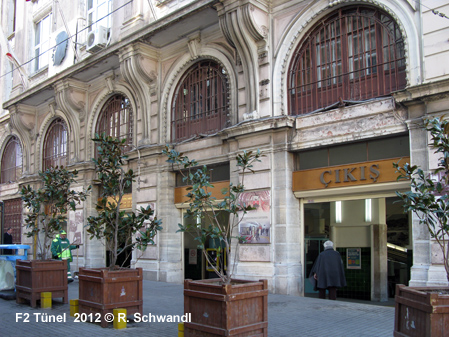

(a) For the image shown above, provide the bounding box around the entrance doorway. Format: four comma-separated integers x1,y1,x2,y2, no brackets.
304,202,330,294
183,211,230,280
304,197,411,301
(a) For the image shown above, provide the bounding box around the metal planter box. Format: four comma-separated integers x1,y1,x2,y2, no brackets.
184,278,268,336
394,284,449,337
15,259,68,307
78,267,143,328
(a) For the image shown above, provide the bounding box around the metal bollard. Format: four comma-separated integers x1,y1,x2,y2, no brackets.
41,292,52,309
113,308,127,329
70,299,79,316
178,322,184,337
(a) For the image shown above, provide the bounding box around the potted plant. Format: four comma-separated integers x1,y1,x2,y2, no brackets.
79,133,162,327
17,166,90,307
164,146,268,336
393,116,449,336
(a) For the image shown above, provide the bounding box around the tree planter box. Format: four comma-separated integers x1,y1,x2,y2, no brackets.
78,267,143,328
16,259,68,308
394,284,449,337
184,278,268,336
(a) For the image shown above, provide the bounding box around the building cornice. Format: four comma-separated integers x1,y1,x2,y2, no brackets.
392,78,449,104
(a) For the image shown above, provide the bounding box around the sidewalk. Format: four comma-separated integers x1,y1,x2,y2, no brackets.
0,280,394,337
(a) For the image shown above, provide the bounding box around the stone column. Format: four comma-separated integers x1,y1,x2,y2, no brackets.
371,201,388,302
272,132,301,295
406,106,431,286
156,162,183,283
83,185,105,268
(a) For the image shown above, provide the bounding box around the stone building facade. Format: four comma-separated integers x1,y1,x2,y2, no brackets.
1,0,448,300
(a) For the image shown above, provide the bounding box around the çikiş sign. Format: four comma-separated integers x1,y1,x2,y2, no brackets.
292,157,409,192
319,164,380,188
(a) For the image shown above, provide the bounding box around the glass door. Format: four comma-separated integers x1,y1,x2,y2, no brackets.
304,202,330,293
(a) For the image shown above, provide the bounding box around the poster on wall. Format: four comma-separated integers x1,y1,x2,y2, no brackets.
237,190,271,244
68,210,84,256
135,203,158,260
347,248,361,269
189,249,197,265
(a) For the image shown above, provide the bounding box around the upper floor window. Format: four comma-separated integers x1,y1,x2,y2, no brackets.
43,118,68,170
88,0,112,32
171,60,229,142
7,0,16,36
288,6,406,115
96,94,133,153
34,13,52,72
1,136,22,184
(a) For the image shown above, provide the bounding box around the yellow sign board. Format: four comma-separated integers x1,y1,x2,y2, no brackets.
292,157,409,192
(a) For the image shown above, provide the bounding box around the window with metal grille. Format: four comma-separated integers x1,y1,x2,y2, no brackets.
288,6,406,115
171,60,229,142
1,136,22,184
43,118,68,170
3,198,22,244
96,94,133,153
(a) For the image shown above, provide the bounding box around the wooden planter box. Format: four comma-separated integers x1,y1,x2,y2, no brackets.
15,259,68,308
184,278,268,336
394,284,449,337
78,267,143,328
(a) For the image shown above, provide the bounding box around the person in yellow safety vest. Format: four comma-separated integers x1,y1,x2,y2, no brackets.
51,230,79,283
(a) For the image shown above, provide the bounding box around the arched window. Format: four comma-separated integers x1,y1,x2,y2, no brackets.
43,118,68,169
1,136,22,184
96,94,133,152
171,60,229,142
288,6,406,115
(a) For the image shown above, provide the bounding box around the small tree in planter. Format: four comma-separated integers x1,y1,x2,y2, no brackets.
85,133,162,267
164,146,269,336
393,117,449,336
79,133,162,327
21,167,90,259
17,166,90,306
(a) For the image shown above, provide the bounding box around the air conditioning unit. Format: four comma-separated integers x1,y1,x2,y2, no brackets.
86,26,109,53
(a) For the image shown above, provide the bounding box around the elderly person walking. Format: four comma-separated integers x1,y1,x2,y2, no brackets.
310,240,347,300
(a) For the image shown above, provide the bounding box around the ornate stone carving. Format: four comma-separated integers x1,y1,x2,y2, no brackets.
188,34,202,60
119,42,159,142
53,79,87,122
216,0,269,115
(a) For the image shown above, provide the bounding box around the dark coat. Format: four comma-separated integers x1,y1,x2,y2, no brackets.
309,248,347,289
3,232,13,255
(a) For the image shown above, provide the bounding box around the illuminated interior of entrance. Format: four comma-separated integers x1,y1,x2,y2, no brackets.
304,197,411,301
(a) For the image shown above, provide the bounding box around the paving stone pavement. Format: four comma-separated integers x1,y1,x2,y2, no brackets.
0,280,395,337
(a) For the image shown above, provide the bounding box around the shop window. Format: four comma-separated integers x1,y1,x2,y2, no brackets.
96,94,134,153
329,142,365,166
175,162,230,187
43,118,68,170
87,0,112,32
288,6,406,115
1,136,22,184
295,134,409,170
171,60,229,142
34,12,52,72
367,136,410,161
183,210,230,280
